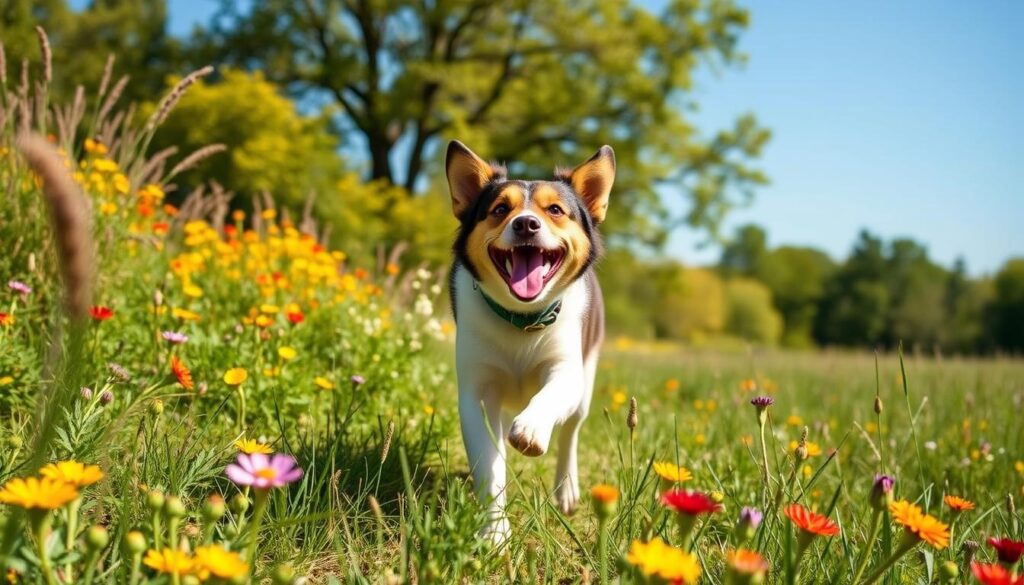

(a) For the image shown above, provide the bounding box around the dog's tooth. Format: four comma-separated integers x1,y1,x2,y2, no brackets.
505,258,512,275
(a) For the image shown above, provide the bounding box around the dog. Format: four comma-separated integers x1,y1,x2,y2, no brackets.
445,140,614,541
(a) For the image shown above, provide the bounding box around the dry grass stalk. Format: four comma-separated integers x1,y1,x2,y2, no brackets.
164,143,226,182
17,133,94,322
139,146,179,184
35,27,52,83
97,75,129,125
97,54,115,99
147,65,214,131
0,43,7,88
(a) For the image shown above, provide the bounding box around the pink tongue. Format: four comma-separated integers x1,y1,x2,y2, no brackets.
509,248,545,299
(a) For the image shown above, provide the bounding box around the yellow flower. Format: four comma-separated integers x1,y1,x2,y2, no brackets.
0,477,79,510
194,545,248,581
423,405,435,415
790,440,823,457
314,376,334,390
786,414,804,427
254,315,273,328
182,284,203,299
223,368,248,386
234,438,273,455
277,346,297,361
39,461,104,487
143,548,194,576
172,307,201,322
653,461,693,483
612,390,627,407
889,500,950,549
0,376,13,386
626,538,701,584
943,495,975,512
259,304,280,314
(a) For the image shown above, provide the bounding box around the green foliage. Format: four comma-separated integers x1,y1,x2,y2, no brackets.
192,0,770,246
757,246,835,348
722,277,782,345
991,258,1024,351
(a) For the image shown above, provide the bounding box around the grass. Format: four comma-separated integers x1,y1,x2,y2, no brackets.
1,30,1023,585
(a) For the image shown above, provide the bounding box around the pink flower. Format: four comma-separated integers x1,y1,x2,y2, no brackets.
8,280,31,296
162,331,189,344
225,453,302,489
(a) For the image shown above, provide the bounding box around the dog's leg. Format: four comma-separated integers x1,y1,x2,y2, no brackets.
507,360,584,458
459,385,509,543
554,355,597,514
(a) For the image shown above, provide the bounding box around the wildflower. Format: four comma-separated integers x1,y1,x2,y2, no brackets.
944,495,975,512
193,545,248,581
7,280,31,295
653,461,693,485
90,306,114,321
143,548,193,576
590,484,619,520
665,378,680,392
661,489,723,516
972,562,1024,585
172,307,201,321
235,438,273,455
784,503,840,537
870,474,895,511
286,309,304,324
107,362,131,381
39,461,103,487
727,549,769,583
0,313,13,327
170,356,194,391
740,378,758,392
161,331,189,344
889,500,949,549
81,387,94,400
736,506,763,543
225,453,303,489
626,538,701,584
0,477,79,510
789,440,822,457
277,346,297,361
223,368,248,386
99,390,114,405
988,538,1024,565
350,374,366,386
314,376,334,390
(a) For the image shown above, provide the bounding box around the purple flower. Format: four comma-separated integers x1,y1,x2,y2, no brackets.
226,453,303,489
107,362,131,381
99,390,114,405
739,506,763,529
870,474,895,510
8,280,31,296
350,374,366,386
161,331,189,344
750,396,775,409
81,387,94,401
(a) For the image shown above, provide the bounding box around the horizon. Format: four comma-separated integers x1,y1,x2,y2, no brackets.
72,0,1024,276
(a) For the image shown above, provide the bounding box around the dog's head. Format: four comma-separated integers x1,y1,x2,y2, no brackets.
447,141,615,310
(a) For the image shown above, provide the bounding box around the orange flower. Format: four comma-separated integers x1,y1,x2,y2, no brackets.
784,503,840,537
0,313,13,327
171,356,194,391
590,484,619,504
889,500,950,549
727,549,769,576
943,495,975,512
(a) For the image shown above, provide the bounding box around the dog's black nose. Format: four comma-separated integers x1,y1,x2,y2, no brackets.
512,215,541,235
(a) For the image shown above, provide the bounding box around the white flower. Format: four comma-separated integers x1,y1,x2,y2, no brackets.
924,441,937,451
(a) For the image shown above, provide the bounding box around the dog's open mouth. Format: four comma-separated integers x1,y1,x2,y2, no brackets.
489,245,565,301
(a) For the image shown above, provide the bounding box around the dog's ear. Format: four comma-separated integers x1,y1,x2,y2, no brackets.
567,146,615,224
446,141,496,219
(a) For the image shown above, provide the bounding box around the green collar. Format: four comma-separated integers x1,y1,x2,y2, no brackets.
478,286,562,331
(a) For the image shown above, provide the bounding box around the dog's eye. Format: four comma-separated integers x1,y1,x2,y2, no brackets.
491,204,510,217
547,205,564,217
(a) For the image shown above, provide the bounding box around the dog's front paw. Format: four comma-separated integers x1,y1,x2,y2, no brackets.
555,477,580,515
507,416,551,457
480,517,511,546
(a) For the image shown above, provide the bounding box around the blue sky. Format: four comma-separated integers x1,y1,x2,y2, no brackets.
82,0,1024,275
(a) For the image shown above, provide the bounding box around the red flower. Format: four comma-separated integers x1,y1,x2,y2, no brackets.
287,311,304,325
90,306,114,321
972,562,1024,585
784,503,840,537
989,538,1024,564
660,490,722,516
170,356,194,391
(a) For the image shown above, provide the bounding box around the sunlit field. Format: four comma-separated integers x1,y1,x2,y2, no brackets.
2,30,1023,585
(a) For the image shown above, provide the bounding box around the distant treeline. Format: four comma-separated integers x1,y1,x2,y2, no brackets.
600,225,1023,353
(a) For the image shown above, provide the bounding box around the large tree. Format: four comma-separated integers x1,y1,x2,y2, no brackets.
191,0,770,245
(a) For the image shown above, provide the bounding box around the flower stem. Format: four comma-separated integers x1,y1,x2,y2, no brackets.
678,515,698,551
245,489,270,565
851,509,884,584
128,551,142,585
758,419,771,501
236,386,247,433
597,517,609,585
152,513,162,550
64,498,81,581
31,512,56,585
861,533,919,585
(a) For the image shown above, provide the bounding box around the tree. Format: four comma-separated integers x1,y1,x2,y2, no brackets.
990,258,1024,351
191,0,770,246
814,231,890,346
1,0,183,103
757,246,835,347
723,277,782,345
719,223,768,277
